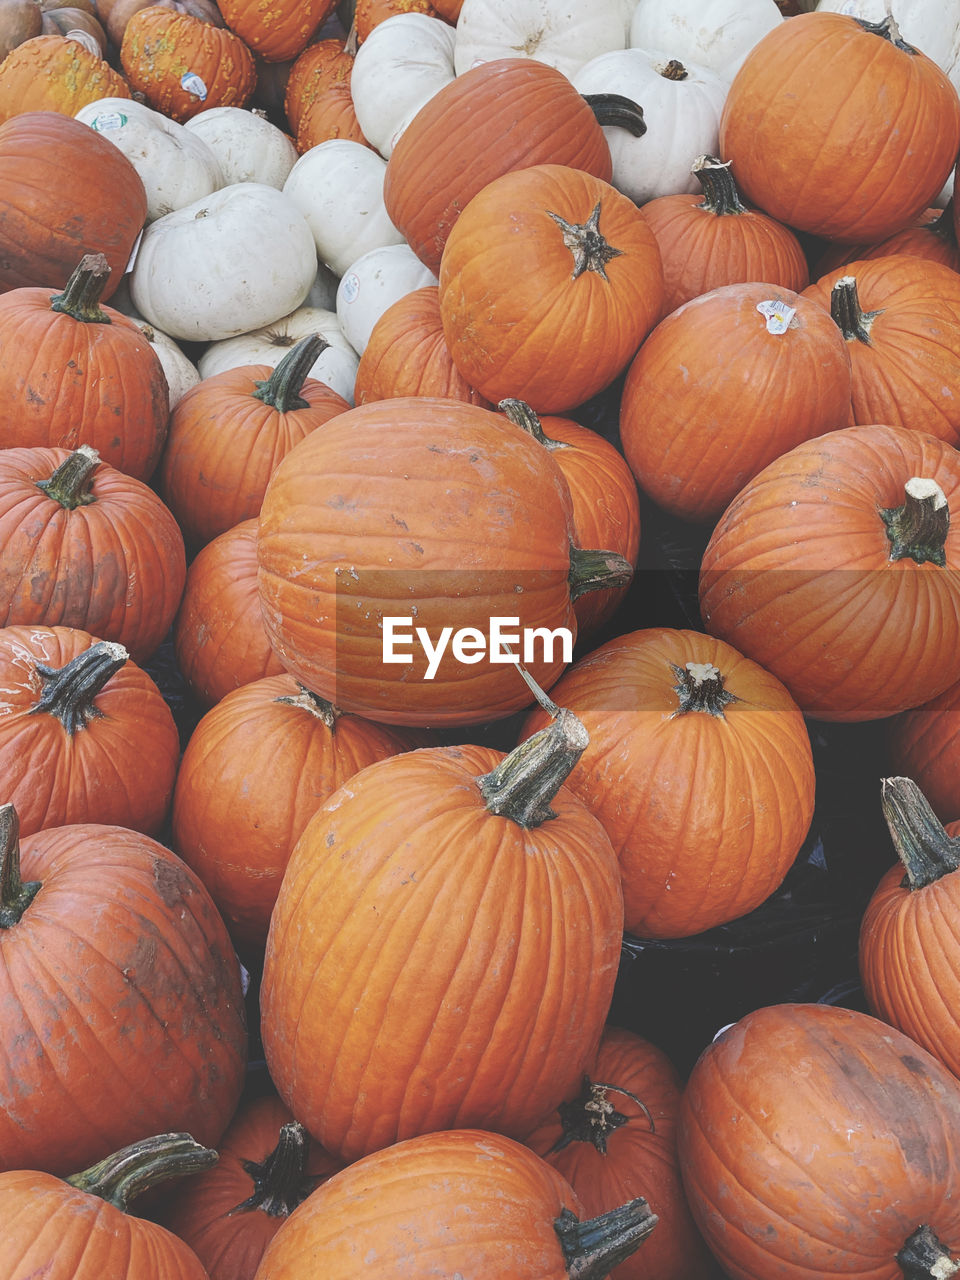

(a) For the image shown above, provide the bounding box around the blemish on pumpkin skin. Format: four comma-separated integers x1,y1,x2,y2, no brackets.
153,856,195,907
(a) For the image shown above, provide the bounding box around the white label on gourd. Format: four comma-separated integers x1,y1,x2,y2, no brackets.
757,299,796,334
181,72,208,99
341,272,360,304
92,112,127,132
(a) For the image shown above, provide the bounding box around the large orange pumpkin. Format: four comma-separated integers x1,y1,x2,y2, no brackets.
811,203,960,278
719,12,960,242
283,37,366,152
679,1002,960,1279
699,424,960,721
260,711,625,1162
889,676,960,823
0,32,130,121
438,164,665,415
218,0,334,62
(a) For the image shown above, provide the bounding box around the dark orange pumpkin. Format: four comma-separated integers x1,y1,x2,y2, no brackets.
96,0,224,48
260,712,625,1161
0,806,247,1176
0,111,146,298
384,58,614,274
0,32,129,121
283,36,366,152
355,0,438,42
889,677,960,823
719,12,960,242
0,253,169,482
519,627,815,940
699,424,960,721
811,202,960,278
218,0,334,62
679,1002,960,1279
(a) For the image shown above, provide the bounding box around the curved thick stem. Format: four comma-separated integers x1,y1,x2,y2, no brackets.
546,201,624,281
897,1224,960,1278
274,684,341,729
855,14,917,54
692,155,748,216
556,1199,658,1279
830,276,878,344
582,93,646,137
569,545,634,600
670,662,739,718
31,641,128,735
477,708,588,829
880,478,949,567
35,445,100,509
66,1133,219,1212
231,1121,318,1218
49,253,112,324
881,777,960,890
0,805,40,928
251,334,329,412
498,398,567,452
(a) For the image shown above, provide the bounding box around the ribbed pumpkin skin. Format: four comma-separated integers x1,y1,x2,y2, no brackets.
161,1094,344,1280
0,281,169,483
699,424,960,721
260,743,624,1163
620,283,852,523
283,38,364,153
439,164,664,415
0,34,130,122
520,628,815,939
860,817,960,1081
159,364,350,548
175,517,285,708
354,286,490,407
255,1129,588,1279
256,397,582,727
678,1003,960,1280
640,186,809,320
889,680,960,823
0,112,146,298
719,12,960,243
802,255,960,448
0,822,247,1176
812,206,960,278
0,447,186,665
218,0,334,62
525,1027,717,1280
171,673,420,953
384,58,612,274
0,625,179,838
0,1168,208,1280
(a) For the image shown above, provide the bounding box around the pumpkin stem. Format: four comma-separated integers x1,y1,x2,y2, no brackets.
35,445,100,509
30,641,129,736
881,776,960,890
569,545,634,601
230,1121,321,1218
251,334,329,413
0,805,40,929
477,707,588,829
692,155,748,216
581,93,647,137
880,477,949,567
830,276,879,343
273,684,342,728
548,1075,655,1157
49,253,112,324
555,1198,658,1279
657,58,688,80
498,398,567,452
66,1132,219,1212
897,1224,960,1278
855,14,917,54
546,202,624,281
670,662,739,718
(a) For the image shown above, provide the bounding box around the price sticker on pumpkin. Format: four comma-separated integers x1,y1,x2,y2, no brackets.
181,72,208,100
757,298,796,334
92,112,127,132
341,272,360,304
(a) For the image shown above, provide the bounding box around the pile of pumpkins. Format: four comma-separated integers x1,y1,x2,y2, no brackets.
3,0,960,1276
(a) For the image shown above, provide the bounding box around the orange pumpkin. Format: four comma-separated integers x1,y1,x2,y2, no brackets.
283,36,366,152
0,32,128,121
218,0,334,62
889,676,960,823
812,202,960,278
355,0,438,42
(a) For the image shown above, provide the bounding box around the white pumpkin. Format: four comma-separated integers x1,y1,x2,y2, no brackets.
183,107,299,189
351,14,456,158
816,0,960,90
129,183,317,344
306,261,341,312
573,49,728,203
454,0,626,79
132,320,201,409
336,243,438,356
629,0,782,81
74,97,223,223
198,306,359,404
282,140,405,278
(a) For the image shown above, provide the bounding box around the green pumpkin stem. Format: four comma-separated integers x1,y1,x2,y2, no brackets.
498,398,566,452
31,641,129,735
569,545,634,600
478,707,588,829
49,253,112,324
693,155,748,215
670,662,739,718
274,684,342,730
881,777,960,890
0,805,40,928
230,1121,319,1218
555,1198,658,1279
880,478,949,567
581,93,646,137
66,1133,219,1212
251,334,329,412
855,14,917,54
897,1224,960,1278
830,276,879,344
548,1076,655,1157
35,445,100,509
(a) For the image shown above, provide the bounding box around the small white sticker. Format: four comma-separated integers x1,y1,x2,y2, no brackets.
181,72,208,99
341,272,360,304
757,299,797,335
124,228,144,275
92,111,127,132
